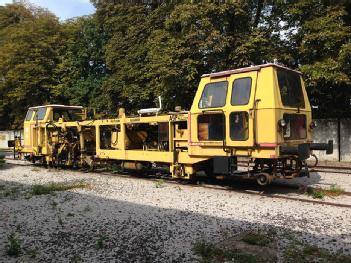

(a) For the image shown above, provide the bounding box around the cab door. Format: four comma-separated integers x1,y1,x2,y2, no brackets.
225,71,258,147
189,76,228,148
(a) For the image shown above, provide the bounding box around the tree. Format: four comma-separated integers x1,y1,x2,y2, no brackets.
0,3,63,129
56,16,107,109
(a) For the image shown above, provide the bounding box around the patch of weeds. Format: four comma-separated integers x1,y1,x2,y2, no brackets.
306,187,326,199
83,205,92,212
328,184,345,196
0,155,5,168
241,232,272,246
70,254,82,263
306,185,346,199
106,164,121,173
155,179,165,188
25,248,38,258
31,181,88,195
96,236,107,249
175,186,182,191
284,241,351,263
1,186,20,199
193,240,266,263
0,160,5,168
16,224,21,232
5,233,21,257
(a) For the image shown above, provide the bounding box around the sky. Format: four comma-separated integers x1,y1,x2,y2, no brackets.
0,0,96,21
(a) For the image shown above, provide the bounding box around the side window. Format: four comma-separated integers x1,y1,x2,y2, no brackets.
231,78,252,105
199,81,228,109
34,108,47,121
25,109,34,121
277,69,305,108
198,114,224,141
230,112,249,141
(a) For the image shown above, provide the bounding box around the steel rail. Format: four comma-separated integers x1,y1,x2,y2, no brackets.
4,159,351,209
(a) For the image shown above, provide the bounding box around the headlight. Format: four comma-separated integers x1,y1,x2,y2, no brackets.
310,121,317,129
278,119,286,128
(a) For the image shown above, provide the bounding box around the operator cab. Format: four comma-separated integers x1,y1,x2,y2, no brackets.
24,105,84,123
189,63,312,157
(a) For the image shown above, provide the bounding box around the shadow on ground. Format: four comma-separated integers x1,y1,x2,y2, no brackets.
0,174,349,263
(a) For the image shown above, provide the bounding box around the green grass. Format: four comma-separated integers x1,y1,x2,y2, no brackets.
96,236,106,249
31,181,88,195
155,179,165,188
70,254,82,263
0,186,20,199
6,233,21,257
328,184,345,196
0,156,5,168
25,248,38,258
241,232,272,246
306,187,326,199
306,184,346,199
284,241,351,263
193,240,266,263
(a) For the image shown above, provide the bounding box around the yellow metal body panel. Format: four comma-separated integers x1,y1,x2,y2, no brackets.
18,64,315,179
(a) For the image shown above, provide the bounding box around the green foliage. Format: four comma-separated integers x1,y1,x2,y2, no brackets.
1,0,351,127
284,241,351,263
0,155,5,168
306,187,326,199
241,232,272,246
193,240,266,263
155,178,165,188
329,184,345,195
0,3,63,129
31,181,87,195
6,233,21,257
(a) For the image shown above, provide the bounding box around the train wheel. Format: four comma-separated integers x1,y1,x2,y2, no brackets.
256,173,273,186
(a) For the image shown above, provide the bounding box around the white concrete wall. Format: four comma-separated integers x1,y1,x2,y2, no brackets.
0,130,22,149
340,119,351,162
312,119,339,161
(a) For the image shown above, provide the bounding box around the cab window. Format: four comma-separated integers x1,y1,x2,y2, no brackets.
198,114,224,141
231,78,252,105
277,69,305,108
25,109,34,121
199,81,228,109
53,109,82,121
230,112,249,141
34,108,47,121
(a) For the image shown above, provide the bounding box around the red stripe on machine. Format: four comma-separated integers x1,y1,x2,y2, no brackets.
260,143,277,148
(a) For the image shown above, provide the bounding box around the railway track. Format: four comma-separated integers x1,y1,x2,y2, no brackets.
3,158,351,209
237,160,351,175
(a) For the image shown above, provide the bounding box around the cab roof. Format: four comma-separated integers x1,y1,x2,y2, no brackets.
29,105,83,110
202,63,302,79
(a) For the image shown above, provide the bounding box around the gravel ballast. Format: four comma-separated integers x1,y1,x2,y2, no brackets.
0,163,350,262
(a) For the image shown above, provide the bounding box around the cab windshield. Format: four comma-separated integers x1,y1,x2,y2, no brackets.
277,69,305,108
25,109,34,121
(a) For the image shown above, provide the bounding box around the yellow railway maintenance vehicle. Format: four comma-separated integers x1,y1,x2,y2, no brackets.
10,63,333,185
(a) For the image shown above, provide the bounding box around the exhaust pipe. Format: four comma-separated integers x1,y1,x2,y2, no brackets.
137,96,162,115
